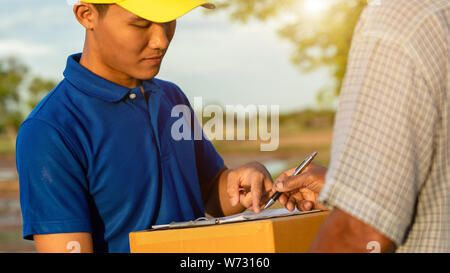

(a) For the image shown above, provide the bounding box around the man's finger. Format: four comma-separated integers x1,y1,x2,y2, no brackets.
278,193,289,206
251,175,263,213
240,191,252,208
298,200,314,211
274,168,295,184
226,171,240,206
274,173,308,192
274,172,288,184
261,176,274,204
286,196,296,211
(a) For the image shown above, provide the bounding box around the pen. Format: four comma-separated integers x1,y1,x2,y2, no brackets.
263,151,318,210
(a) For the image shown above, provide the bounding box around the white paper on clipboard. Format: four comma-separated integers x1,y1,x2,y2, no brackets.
151,208,321,230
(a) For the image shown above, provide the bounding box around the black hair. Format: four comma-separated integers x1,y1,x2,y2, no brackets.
92,4,110,18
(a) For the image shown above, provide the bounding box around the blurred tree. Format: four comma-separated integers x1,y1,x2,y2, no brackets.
211,0,367,107
0,57,56,144
0,57,28,136
27,77,57,110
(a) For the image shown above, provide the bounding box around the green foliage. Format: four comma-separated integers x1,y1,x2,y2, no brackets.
212,0,296,22
27,77,57,110
0,56,56,133
212,0,367,106
0,57,28,130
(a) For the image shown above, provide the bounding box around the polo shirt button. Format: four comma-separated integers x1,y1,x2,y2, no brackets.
129,93,137,100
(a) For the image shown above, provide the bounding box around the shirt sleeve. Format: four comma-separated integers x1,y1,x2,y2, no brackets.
318,33,438,245
16,118,92,240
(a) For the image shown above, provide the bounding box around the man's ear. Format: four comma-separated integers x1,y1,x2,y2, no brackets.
73,2,99,30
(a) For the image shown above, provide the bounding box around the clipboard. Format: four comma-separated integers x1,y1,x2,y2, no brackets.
150,208,322,230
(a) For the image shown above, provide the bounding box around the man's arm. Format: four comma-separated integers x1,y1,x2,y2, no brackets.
34,233,93,253
273,166,395,252
16,120,94,252
309,208,395,253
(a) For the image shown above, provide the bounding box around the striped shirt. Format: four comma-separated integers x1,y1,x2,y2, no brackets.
319,0,450,252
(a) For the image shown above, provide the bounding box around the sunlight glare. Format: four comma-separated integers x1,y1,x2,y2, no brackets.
304,0,330,16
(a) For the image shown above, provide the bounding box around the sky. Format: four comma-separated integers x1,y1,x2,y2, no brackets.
0,0,333,113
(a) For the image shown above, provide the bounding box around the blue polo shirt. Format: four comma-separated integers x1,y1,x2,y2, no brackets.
16,53,224,253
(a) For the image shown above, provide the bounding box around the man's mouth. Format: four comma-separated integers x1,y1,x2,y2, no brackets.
142,55,163,65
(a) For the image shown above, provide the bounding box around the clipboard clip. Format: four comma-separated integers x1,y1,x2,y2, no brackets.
168,217,220,228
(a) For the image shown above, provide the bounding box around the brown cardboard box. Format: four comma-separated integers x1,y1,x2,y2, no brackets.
129,211,329,253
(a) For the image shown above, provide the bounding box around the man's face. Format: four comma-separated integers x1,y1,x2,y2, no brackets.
92,4,176,80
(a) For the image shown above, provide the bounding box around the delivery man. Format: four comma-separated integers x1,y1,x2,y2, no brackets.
15,0,273,253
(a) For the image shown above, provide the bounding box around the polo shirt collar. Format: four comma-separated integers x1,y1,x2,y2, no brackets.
63,53,161,102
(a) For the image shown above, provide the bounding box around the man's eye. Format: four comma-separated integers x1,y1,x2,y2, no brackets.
133,24,151,29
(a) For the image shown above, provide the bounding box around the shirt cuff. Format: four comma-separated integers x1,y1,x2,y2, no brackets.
23,219,92,240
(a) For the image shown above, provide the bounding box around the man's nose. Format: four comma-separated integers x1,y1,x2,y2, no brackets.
148,23,169,51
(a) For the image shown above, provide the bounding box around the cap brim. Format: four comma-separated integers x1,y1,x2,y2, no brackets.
117,0,215,23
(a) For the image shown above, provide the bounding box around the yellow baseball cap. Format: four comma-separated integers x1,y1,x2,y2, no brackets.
81,0,215,23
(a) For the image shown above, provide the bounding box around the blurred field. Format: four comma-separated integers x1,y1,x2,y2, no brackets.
214,109,334,177
0,109,334,252
216,128,332,178
0,180,35,252
0,134,14,156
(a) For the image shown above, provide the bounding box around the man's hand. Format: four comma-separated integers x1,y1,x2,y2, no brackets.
202,162,273,217
273,162,328,211
225,161,274,214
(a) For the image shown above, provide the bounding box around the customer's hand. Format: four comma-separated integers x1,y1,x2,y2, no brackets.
273,162,328,211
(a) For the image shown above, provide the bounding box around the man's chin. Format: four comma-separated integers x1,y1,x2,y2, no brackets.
134,67,161,80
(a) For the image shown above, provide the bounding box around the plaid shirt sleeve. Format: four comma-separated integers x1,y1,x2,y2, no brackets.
318,7,440,246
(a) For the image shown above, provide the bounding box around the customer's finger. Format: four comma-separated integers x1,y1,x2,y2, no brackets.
274,168,295,184
274,173,309,192
298,200,314,211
